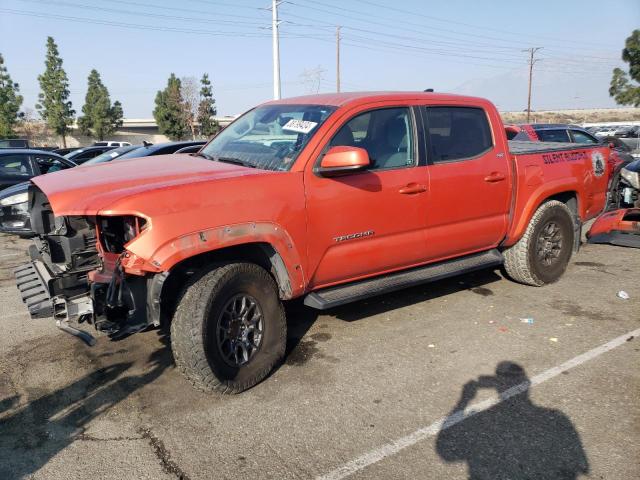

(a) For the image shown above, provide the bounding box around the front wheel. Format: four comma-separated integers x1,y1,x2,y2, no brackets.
171,263,286,394
503,200,575,286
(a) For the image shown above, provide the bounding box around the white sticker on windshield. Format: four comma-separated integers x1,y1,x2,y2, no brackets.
282,119,318,134
110,152,119,158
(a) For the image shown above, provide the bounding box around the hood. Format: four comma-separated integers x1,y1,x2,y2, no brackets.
0,181,29,200
32,154,272,216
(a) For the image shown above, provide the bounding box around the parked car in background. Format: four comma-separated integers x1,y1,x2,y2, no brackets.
506,123,635,210
174,144,204,154
0,150,76,235
112,140,206,161
63,145,117,164
615,125,640,138
595,126,618,138
52,147,80,156
1,149,75,191
93,141,132,147
0,139,30,149
81,145,142,166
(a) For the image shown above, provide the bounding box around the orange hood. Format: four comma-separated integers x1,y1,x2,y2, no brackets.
32,155,270,216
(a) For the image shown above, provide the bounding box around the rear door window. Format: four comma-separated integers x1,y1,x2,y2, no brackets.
570,130,598,144
0,155,34,177
536,129,571,143
424,107,493,163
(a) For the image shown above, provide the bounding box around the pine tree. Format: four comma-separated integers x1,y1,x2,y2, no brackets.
153,73,188,141
36,37,75,147
197,73,219,137
78,69,123,140
0,53,24,138
610,29,640,107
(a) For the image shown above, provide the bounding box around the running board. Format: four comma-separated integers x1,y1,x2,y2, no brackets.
304,249,503,310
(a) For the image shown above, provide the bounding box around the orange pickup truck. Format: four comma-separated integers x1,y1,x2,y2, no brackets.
16,92,611,393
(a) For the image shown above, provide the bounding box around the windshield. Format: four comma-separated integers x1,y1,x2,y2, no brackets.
82,145,139,165
200,104,335,171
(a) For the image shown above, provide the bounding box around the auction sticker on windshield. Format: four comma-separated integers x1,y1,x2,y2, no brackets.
282,119,318,134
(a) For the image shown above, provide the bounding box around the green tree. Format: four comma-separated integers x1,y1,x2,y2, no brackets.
77,69,123,140
36,37,75,147
610,29,640,107
153,73,187,141
197,73,219,137
0,53,24,138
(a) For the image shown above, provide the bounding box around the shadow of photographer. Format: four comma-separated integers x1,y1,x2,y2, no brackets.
436,361,589,480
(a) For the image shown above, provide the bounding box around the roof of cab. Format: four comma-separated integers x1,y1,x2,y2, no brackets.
263,91,489,108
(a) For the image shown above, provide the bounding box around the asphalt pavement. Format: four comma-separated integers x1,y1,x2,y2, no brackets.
0,232,638,480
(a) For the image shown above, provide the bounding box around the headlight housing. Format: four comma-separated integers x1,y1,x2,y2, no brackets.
0,192,28,206
621,168,640,189
98,215,148,253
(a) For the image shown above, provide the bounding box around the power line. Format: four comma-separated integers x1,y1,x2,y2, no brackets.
348,0,620,49
286,0,620,62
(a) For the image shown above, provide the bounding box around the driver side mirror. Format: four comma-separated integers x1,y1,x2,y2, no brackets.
317,146,370,177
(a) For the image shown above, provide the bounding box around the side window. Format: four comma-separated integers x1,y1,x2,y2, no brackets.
536,129,570,143
35,155,69,174
0,155,33,177
570,130,597,144
425,107,493,163
330,107,414,170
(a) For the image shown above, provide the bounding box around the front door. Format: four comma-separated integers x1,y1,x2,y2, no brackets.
304,106,430,289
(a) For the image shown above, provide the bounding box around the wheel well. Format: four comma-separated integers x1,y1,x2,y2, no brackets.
157,243,292,325
547,191,578,217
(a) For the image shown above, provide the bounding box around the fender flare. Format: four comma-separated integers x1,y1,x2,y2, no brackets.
504,180,581,247
123,222,306,299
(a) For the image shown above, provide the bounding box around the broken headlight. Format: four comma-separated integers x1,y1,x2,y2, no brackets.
99,216,147,253
0,191,28,206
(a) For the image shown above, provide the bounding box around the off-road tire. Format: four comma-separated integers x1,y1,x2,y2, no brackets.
503,200,575,286
171,263,286,394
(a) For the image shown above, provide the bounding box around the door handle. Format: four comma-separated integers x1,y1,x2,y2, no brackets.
484,172,506,183
399,183,428,194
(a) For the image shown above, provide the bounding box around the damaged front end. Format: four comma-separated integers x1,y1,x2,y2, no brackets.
14,185,167,345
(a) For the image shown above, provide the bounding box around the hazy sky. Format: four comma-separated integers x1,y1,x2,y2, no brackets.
1,0,638,118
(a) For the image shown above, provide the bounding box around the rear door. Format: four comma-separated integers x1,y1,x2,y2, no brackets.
421,105,511,261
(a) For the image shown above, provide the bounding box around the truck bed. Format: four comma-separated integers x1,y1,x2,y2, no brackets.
508,140,601,155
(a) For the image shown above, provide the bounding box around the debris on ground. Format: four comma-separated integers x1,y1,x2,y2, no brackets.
617,290,630,300
520,318,534,324
428,344,435,348
550,337,559,343
498,326,509,333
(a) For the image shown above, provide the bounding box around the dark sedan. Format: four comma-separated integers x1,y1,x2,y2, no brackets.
0,150,76,235
63,145,117,164
1,149,75,191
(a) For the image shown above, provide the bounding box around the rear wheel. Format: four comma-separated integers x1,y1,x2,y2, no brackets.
503,200,575,286
171,263,286,394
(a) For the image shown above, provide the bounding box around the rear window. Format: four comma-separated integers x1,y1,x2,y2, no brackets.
536,129,570,143
425,107,493,162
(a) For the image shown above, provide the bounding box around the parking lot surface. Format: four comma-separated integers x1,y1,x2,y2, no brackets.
0,232,638,479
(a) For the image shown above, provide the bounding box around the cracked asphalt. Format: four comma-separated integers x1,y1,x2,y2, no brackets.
0,230,638,479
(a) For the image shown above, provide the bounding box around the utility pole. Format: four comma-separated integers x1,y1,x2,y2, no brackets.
336,25,341,93
524,47,542,123
271,0,281,100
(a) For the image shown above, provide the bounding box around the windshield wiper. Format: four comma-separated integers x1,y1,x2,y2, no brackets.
216,156,256,168
193,152,214,160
